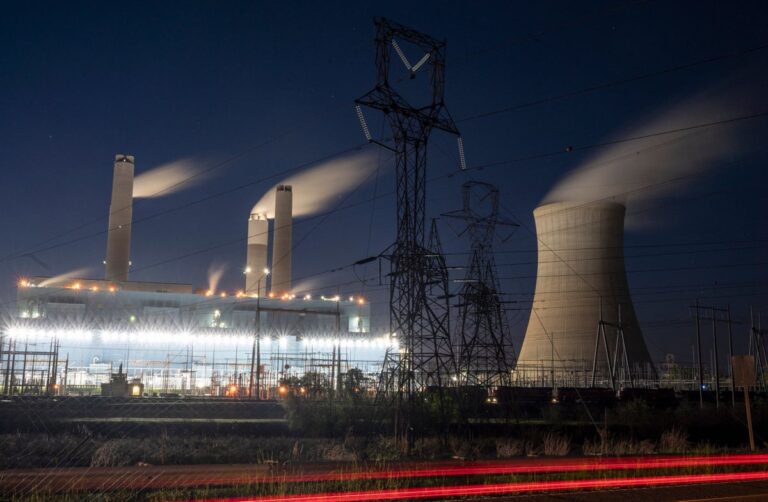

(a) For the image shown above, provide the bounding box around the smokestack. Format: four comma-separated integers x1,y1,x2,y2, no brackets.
516,201,655,381
245,212,269,296
271,184,292,294
105,154,134,282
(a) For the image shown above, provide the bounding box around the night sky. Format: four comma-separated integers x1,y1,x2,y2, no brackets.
1,0,767,363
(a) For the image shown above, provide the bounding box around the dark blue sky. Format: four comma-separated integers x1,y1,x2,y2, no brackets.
1,0,767,361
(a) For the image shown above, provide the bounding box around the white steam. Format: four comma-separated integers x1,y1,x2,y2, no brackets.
251,150,379,218
38,268,92,287
133,158,206,199
206,262,228,293
544,81,764,220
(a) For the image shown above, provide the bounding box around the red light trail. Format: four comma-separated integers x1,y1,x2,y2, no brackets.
201,470,768,502
204,454,768,484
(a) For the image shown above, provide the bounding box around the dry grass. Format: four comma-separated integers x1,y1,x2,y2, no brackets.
495,438,524,458
659,428,689,454
542,433,571,456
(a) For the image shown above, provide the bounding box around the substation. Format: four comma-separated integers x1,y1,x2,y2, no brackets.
1,19,766,423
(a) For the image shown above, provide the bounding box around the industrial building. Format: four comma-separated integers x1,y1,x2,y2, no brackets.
4,154,389,397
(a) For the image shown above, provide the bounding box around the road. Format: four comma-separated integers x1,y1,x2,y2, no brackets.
480,481,768,501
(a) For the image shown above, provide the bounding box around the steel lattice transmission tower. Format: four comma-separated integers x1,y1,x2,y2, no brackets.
355,18,461,440
444,182,518,388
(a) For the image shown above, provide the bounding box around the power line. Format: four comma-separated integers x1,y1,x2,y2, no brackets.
465,109,768,172
457,42,768,123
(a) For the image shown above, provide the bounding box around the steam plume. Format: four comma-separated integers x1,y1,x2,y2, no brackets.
544,81,764,219
133,158,206,199
38,268,92,287
251,150,379,218
206,262,228,293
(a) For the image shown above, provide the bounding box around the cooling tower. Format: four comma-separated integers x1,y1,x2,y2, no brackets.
516,201,654,382
105,154,134,282
245,212,269,296
271,185,293,294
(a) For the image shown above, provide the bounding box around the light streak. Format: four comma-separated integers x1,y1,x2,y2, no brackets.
196,469,768,502
190,454,768,485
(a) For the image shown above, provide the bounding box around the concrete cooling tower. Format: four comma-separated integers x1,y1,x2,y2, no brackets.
105,154,134,282
516,201,655,384
245,212,269,296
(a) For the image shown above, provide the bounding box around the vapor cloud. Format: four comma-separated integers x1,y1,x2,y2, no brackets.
251,150,379,218
38,268,92,287
206,262,227,293
133,158,206,199
543,79,765,224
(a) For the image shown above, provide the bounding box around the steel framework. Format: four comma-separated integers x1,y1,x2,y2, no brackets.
444,182,517,389
356,18,459,444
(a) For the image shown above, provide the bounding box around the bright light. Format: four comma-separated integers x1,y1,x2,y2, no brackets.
17,278,29,288
244,266,252,274
72,282,81,290
131,385,141,397
205,289,214,297
304,294,312,300
349,296,354,302
90,286,99,292
236,290,245,298
263,268,270,275
220,292,227,298
357,298,365,305
278,385,288,395
108,286,116,293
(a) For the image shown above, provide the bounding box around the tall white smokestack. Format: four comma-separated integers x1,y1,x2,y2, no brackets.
245,212,269,296
105,154,134,282
516,201,655,381
271,184,292,294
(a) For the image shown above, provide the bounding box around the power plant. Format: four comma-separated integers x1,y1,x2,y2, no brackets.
7,155,384,398
4,18,761,411
516,201,655,386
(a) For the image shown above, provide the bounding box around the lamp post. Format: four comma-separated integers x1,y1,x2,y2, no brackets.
248,268,269,399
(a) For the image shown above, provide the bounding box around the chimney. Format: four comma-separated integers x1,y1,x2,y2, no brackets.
270,184,292,294
245,212,269,296
105,154,134,282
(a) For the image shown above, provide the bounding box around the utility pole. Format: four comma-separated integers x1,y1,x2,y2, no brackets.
249,269,269,399
712,307,720,408
356,18,461,450
695,301,703,409
691,303,742,409
727,305,735,408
